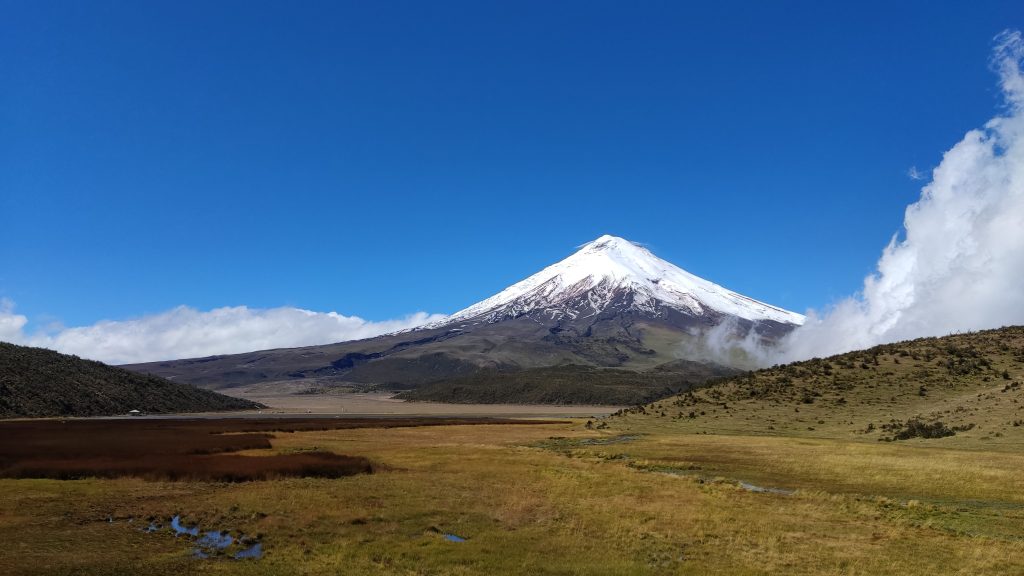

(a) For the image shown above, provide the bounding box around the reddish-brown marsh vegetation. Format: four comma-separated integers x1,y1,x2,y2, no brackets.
0,417,551,481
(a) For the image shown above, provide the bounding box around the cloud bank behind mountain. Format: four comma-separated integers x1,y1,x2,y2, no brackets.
0,299,443,364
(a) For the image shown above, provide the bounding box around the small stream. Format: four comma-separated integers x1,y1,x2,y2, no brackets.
737,481,796,496
628,462,796,496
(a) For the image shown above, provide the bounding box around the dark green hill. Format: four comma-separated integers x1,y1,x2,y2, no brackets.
0,342,262,418
397,361,739,405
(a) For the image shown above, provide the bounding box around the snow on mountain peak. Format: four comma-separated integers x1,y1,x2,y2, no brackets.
427,235,805,328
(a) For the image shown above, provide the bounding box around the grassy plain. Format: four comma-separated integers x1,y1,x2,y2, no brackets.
6,329,1024,574
2,417,1023,575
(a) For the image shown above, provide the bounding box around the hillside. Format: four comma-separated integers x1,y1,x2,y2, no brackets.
396,361,739,405
0,342,262,418
610,326,1024,447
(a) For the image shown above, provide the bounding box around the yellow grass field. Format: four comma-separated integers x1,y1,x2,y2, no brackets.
2,418,1023,575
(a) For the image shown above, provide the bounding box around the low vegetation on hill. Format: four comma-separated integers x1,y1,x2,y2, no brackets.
396,361,738,405
611,326,1024,445
0,342,261,418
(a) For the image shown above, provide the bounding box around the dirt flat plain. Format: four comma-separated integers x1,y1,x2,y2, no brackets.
220,387,620,418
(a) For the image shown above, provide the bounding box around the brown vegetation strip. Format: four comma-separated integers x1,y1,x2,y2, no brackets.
2,452,373,482
0,417,553,481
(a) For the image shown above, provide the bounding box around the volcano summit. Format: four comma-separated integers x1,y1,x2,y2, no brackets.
430,235,803,329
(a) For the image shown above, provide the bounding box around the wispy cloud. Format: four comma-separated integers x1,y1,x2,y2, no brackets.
779,30,1024,361
0,301,444,365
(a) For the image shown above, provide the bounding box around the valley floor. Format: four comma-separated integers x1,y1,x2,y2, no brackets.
1,418,1022,575
219,387,621,418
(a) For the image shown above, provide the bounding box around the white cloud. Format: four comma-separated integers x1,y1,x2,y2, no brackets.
0,301,445,365
673,316,776,370
0,299,29,343
907,166,926,180
779,30,1024,361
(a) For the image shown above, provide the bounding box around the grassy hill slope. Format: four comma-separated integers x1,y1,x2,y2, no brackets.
397,360,739,405
609,326,1024,447
0,342,262,418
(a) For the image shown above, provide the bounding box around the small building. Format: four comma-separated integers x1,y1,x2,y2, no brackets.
128,409,141,417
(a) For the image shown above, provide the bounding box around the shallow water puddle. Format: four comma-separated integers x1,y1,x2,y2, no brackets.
170,515,200,537
235,542,263,559
143,515,263,560
427,526,468,542
197,530,234,550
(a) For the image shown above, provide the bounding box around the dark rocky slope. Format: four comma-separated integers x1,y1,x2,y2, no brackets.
0,342,261,418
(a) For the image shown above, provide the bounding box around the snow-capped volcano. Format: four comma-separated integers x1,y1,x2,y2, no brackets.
128,235,801,396
429,235,804,329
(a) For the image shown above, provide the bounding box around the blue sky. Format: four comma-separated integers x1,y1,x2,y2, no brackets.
2,1,1022,358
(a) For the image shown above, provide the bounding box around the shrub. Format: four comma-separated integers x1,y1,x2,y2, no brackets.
880,419,969,441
